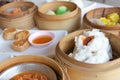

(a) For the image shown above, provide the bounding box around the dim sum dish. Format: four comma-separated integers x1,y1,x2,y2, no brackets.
3,28,17,40
12,39,30,52
35,1,81,32
2,28,30,52
10,71,48,80
69,29,112,64
15,30,30,40
0,56,69,80
83,7,120,30
0,63,56,80
0,1,37,29
56,29,120,80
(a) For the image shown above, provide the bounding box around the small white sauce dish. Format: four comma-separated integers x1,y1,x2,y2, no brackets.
28,31,55,48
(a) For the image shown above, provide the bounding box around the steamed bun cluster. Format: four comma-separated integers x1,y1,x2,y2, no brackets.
69,29,112,64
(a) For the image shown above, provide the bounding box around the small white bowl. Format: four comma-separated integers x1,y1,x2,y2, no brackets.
28,31,55,48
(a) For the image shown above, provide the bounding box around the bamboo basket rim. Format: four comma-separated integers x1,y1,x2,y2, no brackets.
85,7,120,30
35,10,81,32
35,8,80,21
56,29,120,70
0,55,69,80
38,1,79,20
0,8,36,21
0,1,36,19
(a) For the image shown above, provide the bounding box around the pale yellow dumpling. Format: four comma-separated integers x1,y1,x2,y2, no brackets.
107,13,119,23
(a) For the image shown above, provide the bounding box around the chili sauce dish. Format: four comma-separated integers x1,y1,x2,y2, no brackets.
28,31,55,48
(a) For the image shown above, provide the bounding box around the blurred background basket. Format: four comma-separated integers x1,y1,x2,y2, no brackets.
35,1,81,33
0,1,37,29
83,7,120,36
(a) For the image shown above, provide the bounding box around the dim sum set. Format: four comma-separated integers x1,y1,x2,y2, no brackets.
0,1,120,80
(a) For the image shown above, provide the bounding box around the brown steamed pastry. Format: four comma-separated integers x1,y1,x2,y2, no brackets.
12,39,30,52
3,28,16,40
15,30,30,40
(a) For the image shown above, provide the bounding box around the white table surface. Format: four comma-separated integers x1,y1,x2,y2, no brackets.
0,0,113,62
0,30,67,61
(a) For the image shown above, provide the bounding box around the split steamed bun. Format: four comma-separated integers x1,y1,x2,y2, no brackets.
69,29,112,64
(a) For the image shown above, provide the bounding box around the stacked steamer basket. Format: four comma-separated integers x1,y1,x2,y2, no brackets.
56,29,120,80
0,55,69,80
83,7,120,36
35,1,81,33
0,1,37,29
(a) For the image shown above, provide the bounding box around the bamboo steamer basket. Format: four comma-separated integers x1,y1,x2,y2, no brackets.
0,1,37,29
38,1,79,20
35,1,81,33
0,55,69,80
83,7,120,35
56,29,120,80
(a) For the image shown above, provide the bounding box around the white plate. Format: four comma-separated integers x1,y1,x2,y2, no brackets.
0,30,67,62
